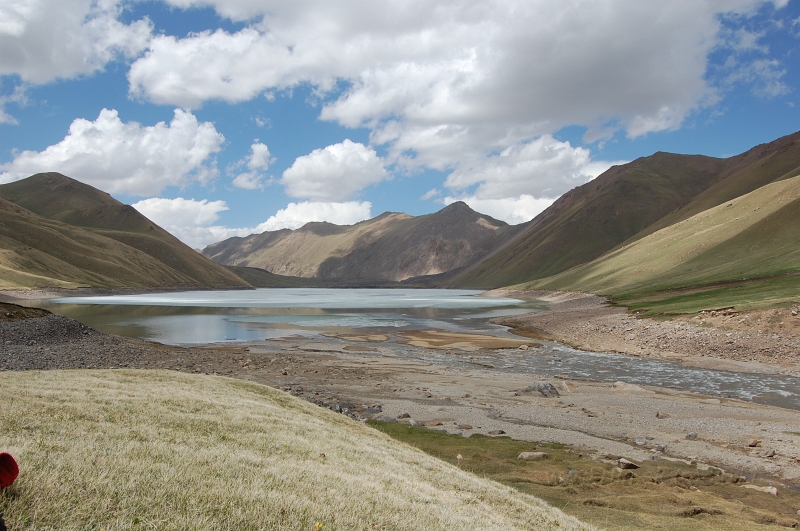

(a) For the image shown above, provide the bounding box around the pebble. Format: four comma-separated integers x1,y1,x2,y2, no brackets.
518,452,548,461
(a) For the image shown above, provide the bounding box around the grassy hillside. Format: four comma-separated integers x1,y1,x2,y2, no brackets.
451,154,728,288
205,202,522,282
528,174,800,314
0,173,248,289
453,130,800,289
0,370,590,531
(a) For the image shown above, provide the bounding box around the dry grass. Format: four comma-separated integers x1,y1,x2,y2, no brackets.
0,370,592,531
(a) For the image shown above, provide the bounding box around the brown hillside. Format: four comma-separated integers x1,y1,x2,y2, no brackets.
204,202,522,282
453,129,800,288
0,173,249,289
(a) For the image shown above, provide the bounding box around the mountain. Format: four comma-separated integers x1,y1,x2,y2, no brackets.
452,130,800,288
0,173,249,290
203,202,523,282
527,173,800,314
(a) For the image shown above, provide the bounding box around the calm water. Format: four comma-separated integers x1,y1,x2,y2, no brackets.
36,289,537,344
32,288,800,411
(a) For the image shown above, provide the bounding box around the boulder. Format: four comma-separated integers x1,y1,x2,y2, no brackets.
520,382,560,398
686,432,698,440
488,429,506,435
518,452,548,461
748,439,762,447
618,458,640,469
457,424,473,430
656,411,671,419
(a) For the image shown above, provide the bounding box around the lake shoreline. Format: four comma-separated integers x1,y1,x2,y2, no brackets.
487,289,800,378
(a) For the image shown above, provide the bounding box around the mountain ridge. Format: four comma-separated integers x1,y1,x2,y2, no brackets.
0,173,249,290
203,201,522,282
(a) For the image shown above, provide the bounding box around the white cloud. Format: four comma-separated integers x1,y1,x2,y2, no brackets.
445,136,599,200
129,0,784,170
444,195,556,226
231,142,272,190
254,201,373,232
132,197,247,249
0,0,151,84
246,142,271,170
0,108,224,196
439,135,626,224
132,197,373,248
133,197,229,229
280,140,387,201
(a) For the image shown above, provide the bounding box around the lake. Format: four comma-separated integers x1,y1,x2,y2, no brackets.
31,288,800,411
36,288,537,344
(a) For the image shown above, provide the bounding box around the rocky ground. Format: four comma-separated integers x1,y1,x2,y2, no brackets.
3,303,800,495
490,290,800,377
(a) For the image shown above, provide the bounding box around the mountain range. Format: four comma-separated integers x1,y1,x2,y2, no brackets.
203,202,522,283
2,129,799,314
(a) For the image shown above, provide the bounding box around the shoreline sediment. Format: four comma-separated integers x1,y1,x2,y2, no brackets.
488,289,800,378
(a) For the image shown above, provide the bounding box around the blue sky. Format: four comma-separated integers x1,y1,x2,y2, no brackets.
1,0,799,248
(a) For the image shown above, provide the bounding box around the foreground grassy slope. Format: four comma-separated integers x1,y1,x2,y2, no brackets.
454,130,800,289
529,174,800,314
0,173,248,289
0,370,590,531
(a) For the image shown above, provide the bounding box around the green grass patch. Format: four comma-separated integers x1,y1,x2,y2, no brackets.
369,420,800,531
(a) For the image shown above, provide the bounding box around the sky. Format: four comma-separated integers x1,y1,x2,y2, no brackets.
1,0,799,249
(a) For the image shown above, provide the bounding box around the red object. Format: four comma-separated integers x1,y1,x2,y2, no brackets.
0,453,18,489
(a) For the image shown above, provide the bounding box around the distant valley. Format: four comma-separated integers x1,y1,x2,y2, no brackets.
2,130,800,315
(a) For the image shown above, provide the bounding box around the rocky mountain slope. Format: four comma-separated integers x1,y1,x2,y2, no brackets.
452,130,800,288
0,173,249,290
204,202,522,282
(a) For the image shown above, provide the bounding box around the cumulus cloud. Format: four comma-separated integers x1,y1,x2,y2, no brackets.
0,108,224,196
444,136,617,200
231,142,272,190
0,0,151,84
132,196,373,248
132,197,244,248
254,201,373,232
129,1,785,164
280,140,387,201
441,135,625,223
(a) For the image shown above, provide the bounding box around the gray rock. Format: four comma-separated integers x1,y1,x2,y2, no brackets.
520,382,560,398
655,411,671,419
619,458,639,469
397,412,410,419
518,452,548,461
686,432,698,440
488,429,506,435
